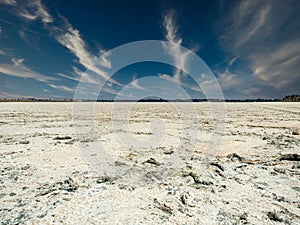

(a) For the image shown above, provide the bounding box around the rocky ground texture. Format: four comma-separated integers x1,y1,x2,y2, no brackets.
0,102,300,224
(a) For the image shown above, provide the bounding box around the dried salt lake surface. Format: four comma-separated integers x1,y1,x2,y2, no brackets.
0,102,300,224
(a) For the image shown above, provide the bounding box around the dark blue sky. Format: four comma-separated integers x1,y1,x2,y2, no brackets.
0,0,300,99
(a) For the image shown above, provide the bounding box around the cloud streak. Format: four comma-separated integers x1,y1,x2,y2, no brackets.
130,76,148,91
159,73,202,93
3,0,53,24
25,0,53,23
163,10,182,45
0,0,16,6
3,0,122,94
0,91,37,99
160,9,204,96
161,10,222,98
222,1,271,49
0,57,56,82
54,22,95,72
0,49,6,55
48,84,75,93
49,17,122,88
218,0,300,97
252,39,300,90
162,10,189,83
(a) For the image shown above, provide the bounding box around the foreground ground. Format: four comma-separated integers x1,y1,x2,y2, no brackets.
0,102,300,224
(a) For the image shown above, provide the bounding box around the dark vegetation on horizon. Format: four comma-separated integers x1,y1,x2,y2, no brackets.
0,95,300,102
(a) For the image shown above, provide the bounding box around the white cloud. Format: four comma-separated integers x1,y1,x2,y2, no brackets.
12,0,122,94
227,1,271,49
130,76,148,91
162,10,182,45
67,66,120,96
159,73,202,93
11,58,25,66
72,66,101,85
0,0,16,5
252,40,300,89
0,91,37,99
57,72,80,82
215,57,245,91
0,49,6,55
0,57,56,82
48,84,75,93
50,18,123,87
218,0,300,95
215,57,275,98
228,56,239,67
217,71,244,91
2,0,123,98
162,10,191,83
55,23,94,71
17,0,53,24
2,0,52,24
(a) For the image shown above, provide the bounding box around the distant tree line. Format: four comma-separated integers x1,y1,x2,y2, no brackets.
282,95,300,102
1,95,300,102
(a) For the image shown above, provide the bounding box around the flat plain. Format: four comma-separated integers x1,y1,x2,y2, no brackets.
0,102,300,224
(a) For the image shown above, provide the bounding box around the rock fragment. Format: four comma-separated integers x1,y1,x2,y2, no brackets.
227,153,243,161
36,177,78,197
210,162,224,171
163,149,174,155
239,212,248,221
279,153,300,161
180,192,188,205
53,136,72,140
188,172,213,185
267,211,283,222
143,158,160,166
96,176,114,184
153,198,173,215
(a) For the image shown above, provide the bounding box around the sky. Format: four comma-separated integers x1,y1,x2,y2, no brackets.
0,0,300,100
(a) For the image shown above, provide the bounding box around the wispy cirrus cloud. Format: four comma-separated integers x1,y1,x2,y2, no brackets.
47,16,122,89
3,0,121,94
1,0,53,24
162,10,182,45
0,57,56,82
161,10,216,97
214,55,278,99
218,0,300,96
0,1,57,85
158,73,201,93
48,84,75,93
251,39,300,90
0,49,6,55
162,10,189,83
0,91,37,99
21,0,53,24
53,21,95,72
0,0,16,6
57,72,80,82
221,1,270,50
129,75,148,91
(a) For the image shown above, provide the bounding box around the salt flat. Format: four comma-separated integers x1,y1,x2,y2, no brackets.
0,102,300,224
